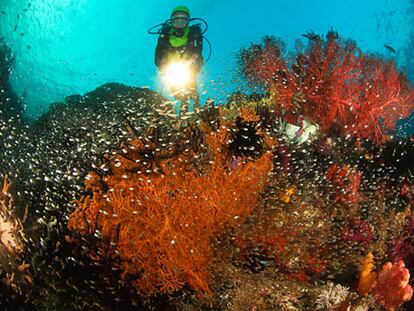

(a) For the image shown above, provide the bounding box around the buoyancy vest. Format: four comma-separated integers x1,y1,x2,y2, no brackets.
168,26,190,48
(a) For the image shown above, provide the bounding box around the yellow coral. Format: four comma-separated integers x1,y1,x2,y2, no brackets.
357,252,377,296
280,186,296,204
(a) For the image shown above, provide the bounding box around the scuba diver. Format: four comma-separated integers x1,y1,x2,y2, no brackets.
152,6,204,116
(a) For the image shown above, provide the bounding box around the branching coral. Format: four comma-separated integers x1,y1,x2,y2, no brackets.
68,114,273,296
239,32,414,144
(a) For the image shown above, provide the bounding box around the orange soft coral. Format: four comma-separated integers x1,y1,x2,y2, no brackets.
68,127,273,296
357,252,377,296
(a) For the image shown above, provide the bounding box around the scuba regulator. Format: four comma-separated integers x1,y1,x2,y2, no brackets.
172,27,185,38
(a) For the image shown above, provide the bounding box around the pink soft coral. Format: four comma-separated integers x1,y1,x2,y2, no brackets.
374,260,413,310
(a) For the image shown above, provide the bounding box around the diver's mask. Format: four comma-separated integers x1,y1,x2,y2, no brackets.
171,13,189,34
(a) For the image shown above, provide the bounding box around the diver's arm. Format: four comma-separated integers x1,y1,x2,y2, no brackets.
155,36,168,69
155,25,172,69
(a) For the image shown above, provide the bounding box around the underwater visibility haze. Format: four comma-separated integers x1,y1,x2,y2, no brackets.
1,0,414,310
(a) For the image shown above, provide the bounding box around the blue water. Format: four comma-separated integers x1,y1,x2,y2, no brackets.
0,0,411,117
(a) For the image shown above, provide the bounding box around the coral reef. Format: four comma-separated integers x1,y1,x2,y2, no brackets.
325,164,362,204
1,30,414,310
0,82,185,309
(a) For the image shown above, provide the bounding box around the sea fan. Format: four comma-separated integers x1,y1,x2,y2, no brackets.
68,117,274,296
239,33,414,144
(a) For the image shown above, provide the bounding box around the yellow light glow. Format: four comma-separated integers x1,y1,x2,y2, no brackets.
163,61,192,88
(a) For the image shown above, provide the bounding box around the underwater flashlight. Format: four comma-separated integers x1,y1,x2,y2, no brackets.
162,61,193,89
